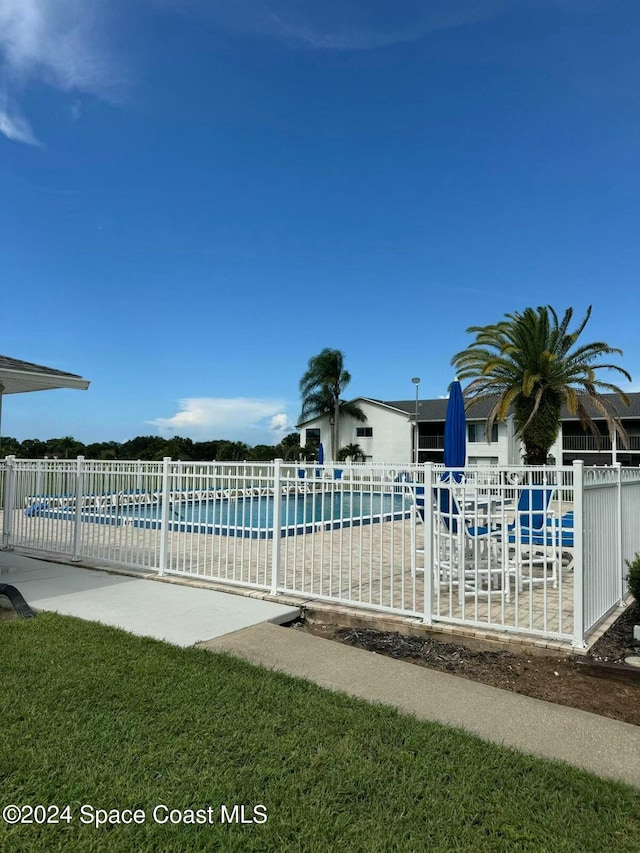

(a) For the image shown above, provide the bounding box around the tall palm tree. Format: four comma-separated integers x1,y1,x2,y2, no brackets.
451,305,632,465
299,348,366,461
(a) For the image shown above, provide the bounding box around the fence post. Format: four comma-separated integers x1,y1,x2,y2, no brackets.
572,460,585,648
158,457,171,576
2,455,16,551
35,459,42,500
270,458,283,595
71,456,85,562
422,462,433,625
615,462,624,604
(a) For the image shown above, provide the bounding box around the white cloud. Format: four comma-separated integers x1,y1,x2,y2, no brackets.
0,0,124,144
148,397,293,444
269,412,293,434
0,93,39,144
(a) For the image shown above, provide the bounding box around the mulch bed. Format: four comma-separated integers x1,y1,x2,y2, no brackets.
298,602,640,727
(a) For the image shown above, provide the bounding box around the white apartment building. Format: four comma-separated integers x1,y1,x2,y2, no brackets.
297,393,640,466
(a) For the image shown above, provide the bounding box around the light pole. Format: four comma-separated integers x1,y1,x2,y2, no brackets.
411,377,420,463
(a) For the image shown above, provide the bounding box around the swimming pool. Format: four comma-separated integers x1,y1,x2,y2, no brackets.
26,490,414,538
129,490,412,536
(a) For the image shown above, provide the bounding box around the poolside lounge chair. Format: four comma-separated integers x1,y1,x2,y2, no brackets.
507,512,575,572
543,511,575,569
504,487,558,595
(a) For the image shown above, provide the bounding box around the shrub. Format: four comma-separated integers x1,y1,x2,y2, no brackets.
626,553,640,606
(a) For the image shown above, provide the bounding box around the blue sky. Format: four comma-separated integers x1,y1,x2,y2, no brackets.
1,0,639,445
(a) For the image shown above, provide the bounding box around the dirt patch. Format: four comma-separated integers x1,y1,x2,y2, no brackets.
297,602,640,727
0,609,18,622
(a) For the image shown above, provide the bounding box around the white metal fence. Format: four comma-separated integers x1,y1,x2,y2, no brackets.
2,456,638,647
582,465,640,636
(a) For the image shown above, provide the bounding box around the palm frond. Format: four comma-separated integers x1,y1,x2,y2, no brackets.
339,401,367,422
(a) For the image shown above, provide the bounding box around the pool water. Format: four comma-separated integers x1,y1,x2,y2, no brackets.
122,490,411,532
27,490,414,537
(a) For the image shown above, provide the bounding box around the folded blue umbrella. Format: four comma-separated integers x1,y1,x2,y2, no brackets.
443,379,465,484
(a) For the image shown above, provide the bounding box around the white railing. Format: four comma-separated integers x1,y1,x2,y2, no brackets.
563,434,640,451
3,457,639,647
621,472,640,573
581,464,640,636
583,471,619,635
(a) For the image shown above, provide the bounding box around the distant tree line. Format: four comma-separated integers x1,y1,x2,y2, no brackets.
0,432,302,462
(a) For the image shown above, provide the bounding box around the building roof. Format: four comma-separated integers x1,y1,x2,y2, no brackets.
0,355,90,395
297,391,640,429
386,397,497,421
389,392,640,423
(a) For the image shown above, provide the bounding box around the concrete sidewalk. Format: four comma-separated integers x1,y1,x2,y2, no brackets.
0,553,299,647
203,622,640,789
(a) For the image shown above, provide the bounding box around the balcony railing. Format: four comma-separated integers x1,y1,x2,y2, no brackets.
562,434,640,452
418,435,445,449
562,436,612,451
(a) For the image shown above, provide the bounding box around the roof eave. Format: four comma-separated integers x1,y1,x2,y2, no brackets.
0,369,90,395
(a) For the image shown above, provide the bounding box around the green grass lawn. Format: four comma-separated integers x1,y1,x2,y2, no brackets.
1,613,639,853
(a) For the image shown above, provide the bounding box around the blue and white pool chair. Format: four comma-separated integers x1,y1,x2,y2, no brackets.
414,486,426,520
546,511,575,570
503,488,560,596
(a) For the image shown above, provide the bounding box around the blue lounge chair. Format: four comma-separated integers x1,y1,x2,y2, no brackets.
504,487,558,594
505,487,554,539
512,511,574,549
545,511,575,569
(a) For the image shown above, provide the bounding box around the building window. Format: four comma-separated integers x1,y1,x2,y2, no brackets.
468,423,498,443
356,427,373,437
305,428,320,445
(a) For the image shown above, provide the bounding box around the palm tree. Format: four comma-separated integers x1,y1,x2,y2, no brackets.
299,348,367,461
451,305,632,465
337,443,366,462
